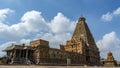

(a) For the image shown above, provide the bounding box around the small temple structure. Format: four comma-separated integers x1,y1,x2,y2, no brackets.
104,52,117,67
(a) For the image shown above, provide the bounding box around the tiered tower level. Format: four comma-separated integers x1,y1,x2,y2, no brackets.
63,16,100,65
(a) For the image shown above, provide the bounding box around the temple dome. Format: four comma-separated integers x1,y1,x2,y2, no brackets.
107,51,114,61
108,51,113,56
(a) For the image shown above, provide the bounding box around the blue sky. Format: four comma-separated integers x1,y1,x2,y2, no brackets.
0,0,120,60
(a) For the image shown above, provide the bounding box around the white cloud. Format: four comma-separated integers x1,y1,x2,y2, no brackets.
101,7,120,22
0,9,76,57
113,7,120,15
97,31,120,60
49,12,76,34
36,32,71,48
35,12,76,48
101,12,113,22
0,9,75,42
0,8,14,22
20,10,48,32
0,10,49,40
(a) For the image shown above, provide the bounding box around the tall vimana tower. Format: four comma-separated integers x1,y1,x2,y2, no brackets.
63,16,100,65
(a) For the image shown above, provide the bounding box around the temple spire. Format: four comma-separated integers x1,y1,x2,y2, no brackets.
78,16,86,21
72,16,97,49
64,16,100,65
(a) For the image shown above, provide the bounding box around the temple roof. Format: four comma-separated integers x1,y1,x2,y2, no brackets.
4,44,34,51
108,51,113,56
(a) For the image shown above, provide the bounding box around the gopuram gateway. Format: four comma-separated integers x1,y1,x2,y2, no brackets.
4,16,100,65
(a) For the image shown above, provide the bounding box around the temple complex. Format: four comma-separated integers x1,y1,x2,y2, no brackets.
4,16,100,66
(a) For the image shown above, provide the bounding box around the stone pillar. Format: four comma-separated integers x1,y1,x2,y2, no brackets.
11,49,16,64
19,50,22,58
14,49,16,58
26,50,28,60
22,50,24,58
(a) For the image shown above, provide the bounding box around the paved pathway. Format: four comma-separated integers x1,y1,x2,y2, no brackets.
0,65,119,68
